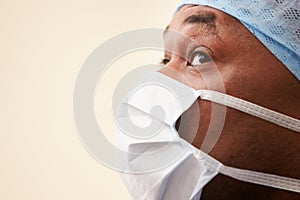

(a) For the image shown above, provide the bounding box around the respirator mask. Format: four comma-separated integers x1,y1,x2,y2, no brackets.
115,69,300,200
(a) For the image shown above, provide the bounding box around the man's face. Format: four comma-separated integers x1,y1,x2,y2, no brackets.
161,5,298,161
160,5,300,198
163,5,292,97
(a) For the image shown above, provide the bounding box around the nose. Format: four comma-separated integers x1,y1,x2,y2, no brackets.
158,55,193,86
165,55,186,73
160,55,208,90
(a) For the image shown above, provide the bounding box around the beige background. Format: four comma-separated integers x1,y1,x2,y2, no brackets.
0,0,179,199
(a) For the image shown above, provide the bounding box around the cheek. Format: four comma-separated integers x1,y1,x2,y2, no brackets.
158,66,211,90
219,44,277,97
211,28,277,98
191,100,212,150
176,101,201,144
176,99,213,150
182,72,208,90
185,65,227,93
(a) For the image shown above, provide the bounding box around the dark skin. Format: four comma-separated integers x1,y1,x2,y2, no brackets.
160,5,300,200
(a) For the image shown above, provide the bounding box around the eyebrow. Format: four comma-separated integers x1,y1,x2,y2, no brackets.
164,12,216,35
183,13,216,27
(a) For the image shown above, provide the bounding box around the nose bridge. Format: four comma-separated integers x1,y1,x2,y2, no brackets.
162,54,209,90
164,30,188,73
160,56,192,87
166,54,186,72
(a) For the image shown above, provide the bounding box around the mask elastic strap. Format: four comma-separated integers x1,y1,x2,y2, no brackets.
198,145,300,193
196,90,300,133
219,164,300,193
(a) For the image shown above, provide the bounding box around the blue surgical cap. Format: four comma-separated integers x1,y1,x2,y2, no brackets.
176,0,300,81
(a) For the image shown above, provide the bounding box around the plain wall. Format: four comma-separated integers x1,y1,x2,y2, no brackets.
0,0,179,199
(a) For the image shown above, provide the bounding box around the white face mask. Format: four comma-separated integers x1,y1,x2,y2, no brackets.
116,71,300,200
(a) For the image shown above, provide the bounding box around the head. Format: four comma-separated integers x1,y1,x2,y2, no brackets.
160,4,300,199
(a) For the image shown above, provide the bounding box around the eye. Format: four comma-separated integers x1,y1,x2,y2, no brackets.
189,50,212,66
161,58,170,65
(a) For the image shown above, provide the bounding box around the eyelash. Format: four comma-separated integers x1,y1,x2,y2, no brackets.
160,58,170,65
